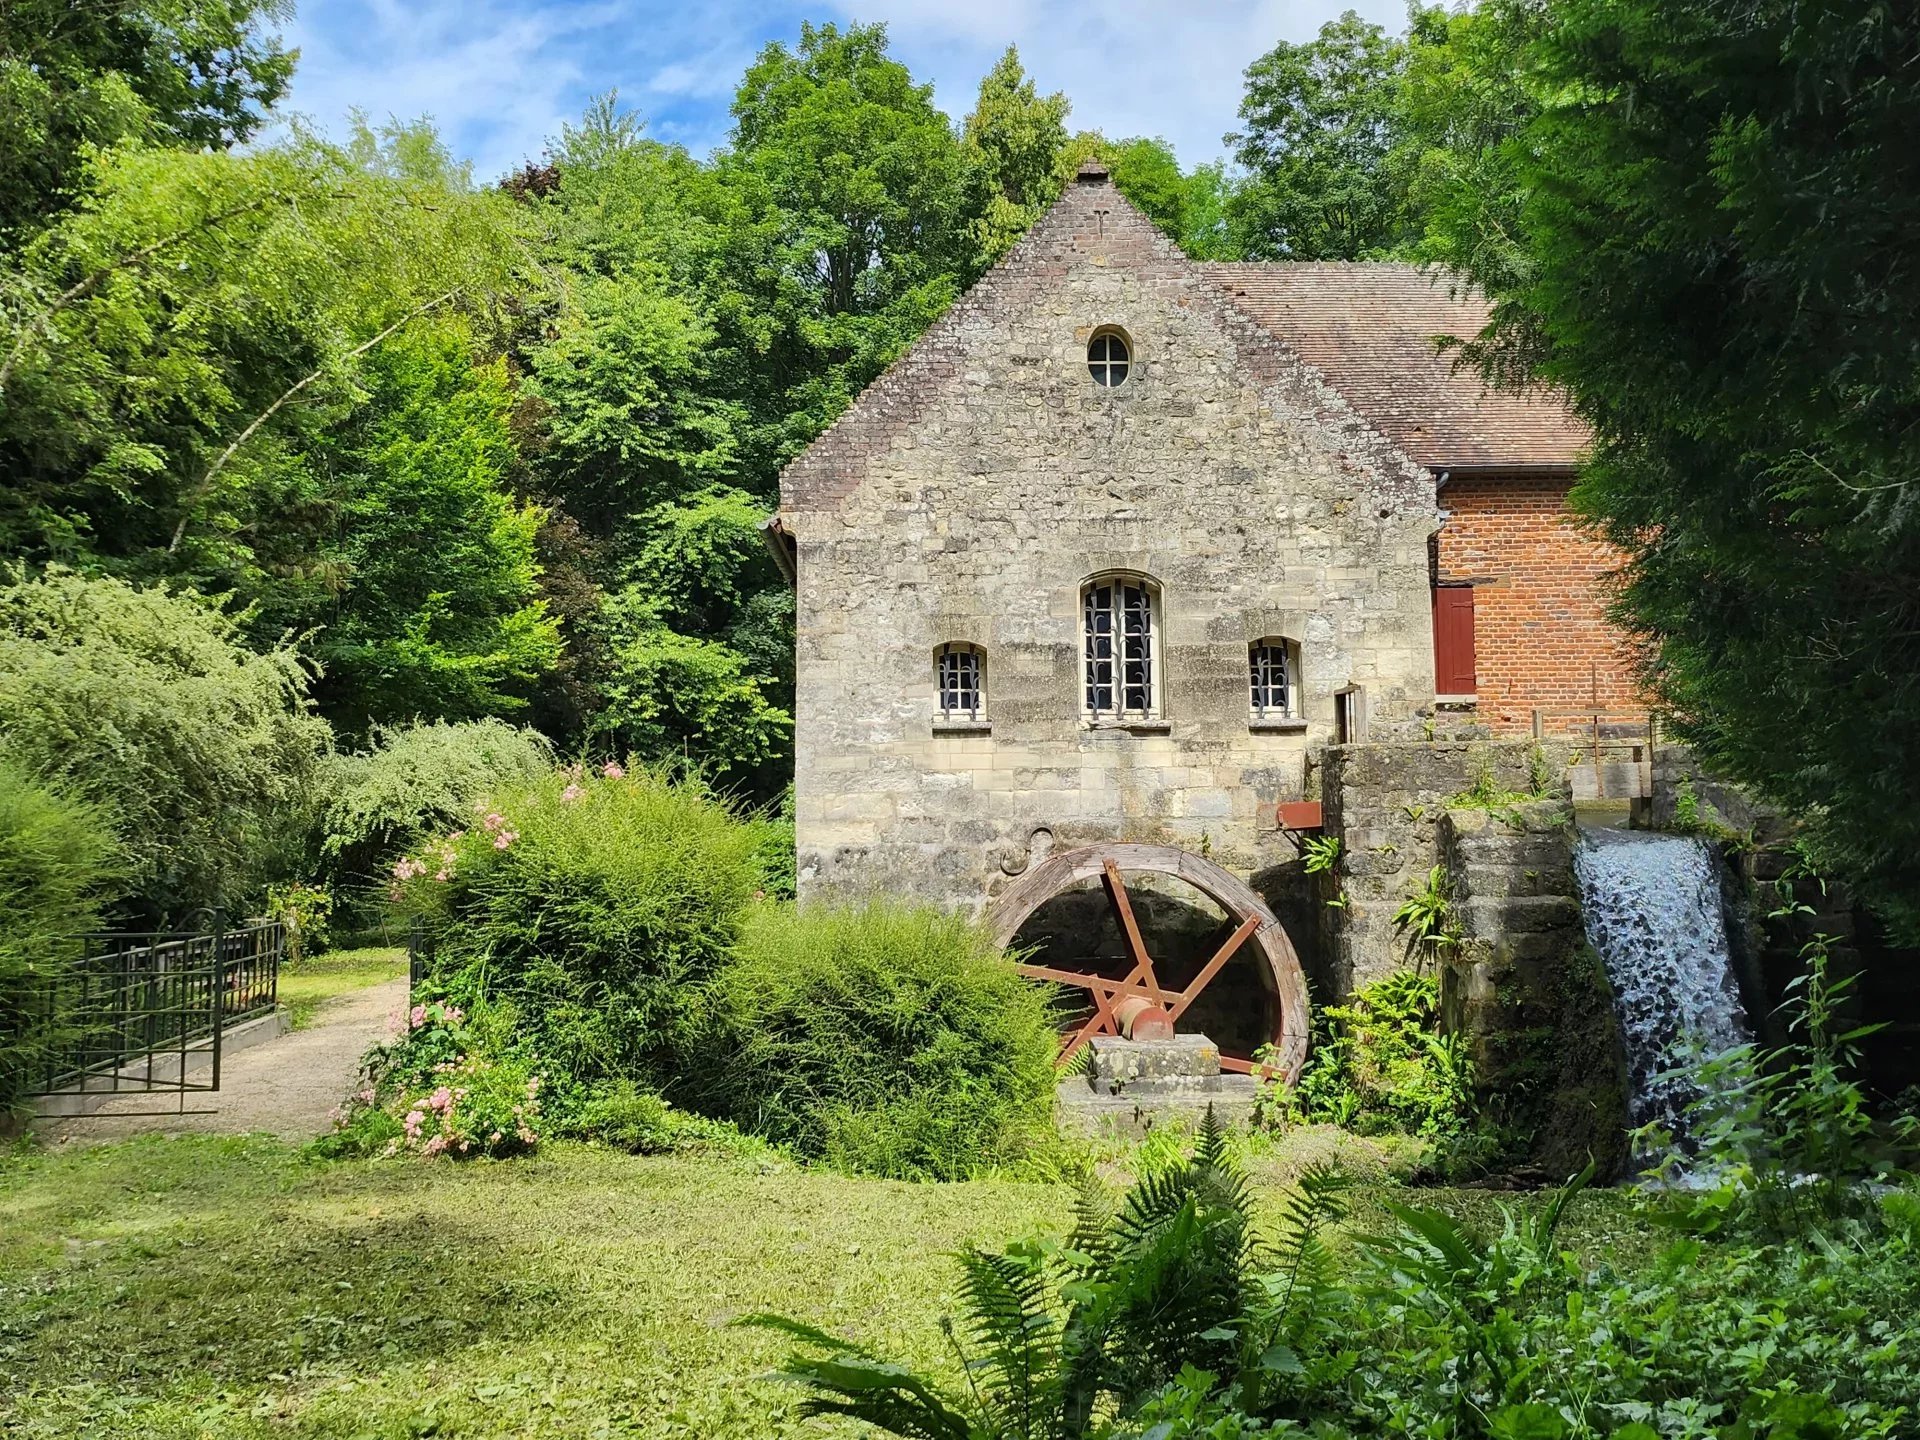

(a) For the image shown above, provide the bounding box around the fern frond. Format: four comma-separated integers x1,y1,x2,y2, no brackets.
742,1316,975,1440
952,1244,1063,1438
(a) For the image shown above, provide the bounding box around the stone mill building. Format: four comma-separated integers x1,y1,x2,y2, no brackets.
766,159,1640,1107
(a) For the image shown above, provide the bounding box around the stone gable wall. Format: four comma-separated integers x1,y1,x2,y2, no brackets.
784,174,1442,913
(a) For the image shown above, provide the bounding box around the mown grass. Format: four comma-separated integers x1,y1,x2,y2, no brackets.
277,946,408,1029
0,1137,1650,1439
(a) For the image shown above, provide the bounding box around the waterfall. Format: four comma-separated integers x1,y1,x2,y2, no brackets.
1572,828,1751,1157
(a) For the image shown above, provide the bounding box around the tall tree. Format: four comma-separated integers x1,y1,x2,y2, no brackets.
0,121,532,589
718,21,970,480
1227,10,1418,260
0,0,293,240
1438,0,1920,935
294,322,561,733
961,46,1070,265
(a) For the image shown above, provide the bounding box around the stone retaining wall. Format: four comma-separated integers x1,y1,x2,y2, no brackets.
1439,802,1629,1179
1322,738,1566,992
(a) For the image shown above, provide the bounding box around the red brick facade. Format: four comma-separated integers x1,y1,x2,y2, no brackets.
1435,474,1644,735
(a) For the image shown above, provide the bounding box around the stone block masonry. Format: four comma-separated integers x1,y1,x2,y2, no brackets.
1439,801,1629,1179
784,168,1441,915
1321,737,1568,993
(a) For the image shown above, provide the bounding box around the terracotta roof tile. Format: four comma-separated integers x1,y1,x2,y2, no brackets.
1199,262,1588,470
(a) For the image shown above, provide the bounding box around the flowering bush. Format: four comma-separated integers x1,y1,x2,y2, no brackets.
393,1054,543,1159
321,999,544,1161
387,763,765,1090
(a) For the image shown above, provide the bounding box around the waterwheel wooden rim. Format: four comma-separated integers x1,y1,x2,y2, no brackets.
987,842,1310,1084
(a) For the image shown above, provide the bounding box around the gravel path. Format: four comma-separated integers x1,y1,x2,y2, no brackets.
38,976,408,1147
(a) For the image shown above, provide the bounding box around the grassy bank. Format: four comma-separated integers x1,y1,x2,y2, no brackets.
276,946,409,1029
0,1137,1649,1439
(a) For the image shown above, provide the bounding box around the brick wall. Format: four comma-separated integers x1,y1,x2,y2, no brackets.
1436,474,1643,735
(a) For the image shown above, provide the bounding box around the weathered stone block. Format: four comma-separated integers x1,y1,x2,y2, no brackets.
1089,1034,1222,1084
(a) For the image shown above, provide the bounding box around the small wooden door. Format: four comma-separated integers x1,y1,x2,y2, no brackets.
1432,585,1477,696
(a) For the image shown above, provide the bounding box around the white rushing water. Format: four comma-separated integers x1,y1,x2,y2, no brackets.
1572,828,1752,1154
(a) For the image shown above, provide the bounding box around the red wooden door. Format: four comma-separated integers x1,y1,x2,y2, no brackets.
1432,585,1477,696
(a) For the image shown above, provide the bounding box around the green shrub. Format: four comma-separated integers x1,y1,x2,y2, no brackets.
1267,972,1475,1144
394,764,765,1090
559,1079,765,1157
318,718,553,908
0,570,327,919
706,903,1060,1179
0,759,117,1109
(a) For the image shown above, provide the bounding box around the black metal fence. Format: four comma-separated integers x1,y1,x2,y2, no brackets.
7,918,283,1102
407,917,435,995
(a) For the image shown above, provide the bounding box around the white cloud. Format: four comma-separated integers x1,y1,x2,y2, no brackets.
277,0,1408,178
847,0,1406,165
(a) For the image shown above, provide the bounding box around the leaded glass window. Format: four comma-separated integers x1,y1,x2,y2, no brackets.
1250,640,1296,717
1088,331,1130,387
1083,579,1157,716
937,644,983,719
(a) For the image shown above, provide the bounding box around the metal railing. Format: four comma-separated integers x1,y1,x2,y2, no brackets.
9,917,283,1101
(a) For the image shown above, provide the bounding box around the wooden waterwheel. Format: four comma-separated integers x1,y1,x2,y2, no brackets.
987,842,1311,1084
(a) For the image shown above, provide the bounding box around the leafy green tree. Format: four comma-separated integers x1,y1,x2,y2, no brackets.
294,323,561,732
1437,0,1920,935
961,47,1070,265
0,759,117,1108
717,22,969,479
1227,10,1419,259
0,0,293,239
0,570,327,919
0,122,533,592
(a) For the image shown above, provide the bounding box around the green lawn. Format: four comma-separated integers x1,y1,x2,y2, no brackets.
277,946,409,1029
0,1136,1650,1440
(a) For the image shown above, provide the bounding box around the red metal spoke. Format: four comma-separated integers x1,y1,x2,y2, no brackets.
1101,859,1163,1001
1164,913,1263,1026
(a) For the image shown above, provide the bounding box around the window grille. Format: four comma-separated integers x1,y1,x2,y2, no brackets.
1084,579,1156,716
1250,641,1295,717
1087,331,1130,387
937,644,983,719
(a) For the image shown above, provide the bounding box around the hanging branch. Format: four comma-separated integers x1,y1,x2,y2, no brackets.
166,287,461,555
0,193,281,394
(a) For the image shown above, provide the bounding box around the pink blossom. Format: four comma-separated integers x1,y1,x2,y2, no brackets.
356,1087,375,1104
489,1130,503,1144
429,1086,455,1114
423,1135,448,1157
560,783,584,804
446,1006,465,1025
433,870,449,883
493,832,512,850
482,812,506,833
602,761,625,779
448,830,465,842
409,1004,428,1029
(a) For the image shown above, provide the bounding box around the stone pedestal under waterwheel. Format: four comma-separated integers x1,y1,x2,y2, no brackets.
987,842,1311,1087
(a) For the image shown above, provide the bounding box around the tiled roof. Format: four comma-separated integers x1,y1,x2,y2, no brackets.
1199,262,1588,470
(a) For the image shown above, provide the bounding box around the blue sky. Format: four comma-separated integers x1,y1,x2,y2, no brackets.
276,0,1406,182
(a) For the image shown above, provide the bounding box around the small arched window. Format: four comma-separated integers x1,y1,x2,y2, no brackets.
1249,639,1299,719
1087,329,1130,387
1083,576,1159,718
936,643,984,720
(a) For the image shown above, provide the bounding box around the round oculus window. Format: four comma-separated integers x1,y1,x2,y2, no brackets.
1088,331,1130,387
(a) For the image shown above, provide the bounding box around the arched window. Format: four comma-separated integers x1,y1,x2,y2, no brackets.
1082,576,1159,718
1249,638,1300,719
936,643,984,720
1087,328,1130,387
